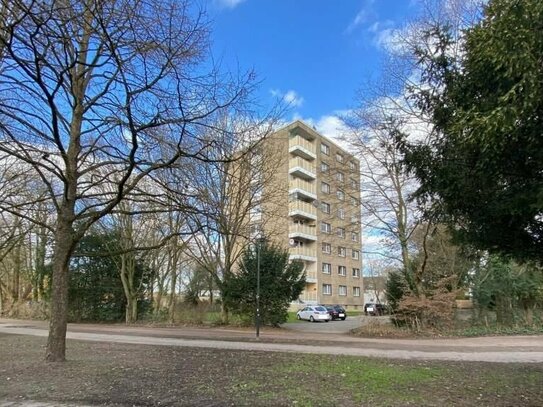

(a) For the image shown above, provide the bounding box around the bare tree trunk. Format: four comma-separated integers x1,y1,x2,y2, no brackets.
12,242,21,303
0,280,4,316
167,237,180,323
209,275,214,305
45,219,75,362
168,269,177,323
120,251,138,324
128,294,138,324
34,224,48,301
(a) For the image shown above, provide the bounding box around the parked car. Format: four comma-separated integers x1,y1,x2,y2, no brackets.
326,305,347,320
296,305,331,322
364,303,387,316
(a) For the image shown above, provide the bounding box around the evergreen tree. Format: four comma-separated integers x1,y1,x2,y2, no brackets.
223,240,306,326
404,0,543,263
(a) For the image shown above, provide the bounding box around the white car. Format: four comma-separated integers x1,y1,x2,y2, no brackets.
296,305,331,322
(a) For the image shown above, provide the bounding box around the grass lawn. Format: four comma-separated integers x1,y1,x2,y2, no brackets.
1,334,542,406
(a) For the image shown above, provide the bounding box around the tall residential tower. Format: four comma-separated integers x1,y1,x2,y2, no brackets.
251,121,363,309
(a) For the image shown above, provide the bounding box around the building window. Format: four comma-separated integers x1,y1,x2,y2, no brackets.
338,285,347,296
249,224,262,237
321,182,330,194
320,222,332,234
351,197,358,207
352,249,360,260
349,161,356,171
322,263,331,274
338,265,346,276
353,286,361,297
352,268,360,278
338,208,345,219
321,202,330,214
337,189,344,201
250,205,262,216
336,153,344,163
351,215,358,224
338,246,346,257
337,227,345,238
337,171,344,182
351,232,359,242
322,243,331,254
321,161,329,173
323,284,332,295
321,143,330,156
350,178,358,190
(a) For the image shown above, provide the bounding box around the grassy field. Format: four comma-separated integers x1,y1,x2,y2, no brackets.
1,334,542,406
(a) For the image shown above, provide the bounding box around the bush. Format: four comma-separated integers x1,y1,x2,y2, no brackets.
392,291,457,330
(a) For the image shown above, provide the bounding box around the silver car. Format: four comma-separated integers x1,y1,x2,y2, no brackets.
296,305,331,322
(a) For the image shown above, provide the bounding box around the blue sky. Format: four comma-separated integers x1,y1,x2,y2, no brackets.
208,0,422,136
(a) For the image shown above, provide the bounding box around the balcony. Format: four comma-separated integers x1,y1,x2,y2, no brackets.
289,136,316,160
289,157,316,180
299,290,318,303
288,200,317,220
289,246,317,262
305,270,317,283
289,224,317,241
289,178,317,201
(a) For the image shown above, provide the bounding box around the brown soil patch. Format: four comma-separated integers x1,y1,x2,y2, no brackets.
1,334,542,406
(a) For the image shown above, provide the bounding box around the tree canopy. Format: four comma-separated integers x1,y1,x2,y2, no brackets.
404,0,543,263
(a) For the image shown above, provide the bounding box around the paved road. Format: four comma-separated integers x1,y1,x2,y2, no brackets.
284,317,358,333
2,318,543,363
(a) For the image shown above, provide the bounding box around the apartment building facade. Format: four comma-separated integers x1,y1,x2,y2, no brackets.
253,120,363,309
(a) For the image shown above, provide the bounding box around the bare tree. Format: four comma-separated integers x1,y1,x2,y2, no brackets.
185,131,286,322
343,110,419,278
0,158,53,315
342,0,485,279
0,0,266,361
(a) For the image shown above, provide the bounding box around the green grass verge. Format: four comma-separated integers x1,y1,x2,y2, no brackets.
272,355,439,406
226,353,543,406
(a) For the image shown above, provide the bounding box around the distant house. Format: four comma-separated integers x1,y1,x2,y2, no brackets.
362,276,387,305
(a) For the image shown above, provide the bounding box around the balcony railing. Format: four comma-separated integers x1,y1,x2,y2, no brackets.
300,291,318,302
289,246,317,261
289,157,316,180
289,178,317,200
288,200,317,220
305,270,317,282
289,224,317,241
289,136,316,160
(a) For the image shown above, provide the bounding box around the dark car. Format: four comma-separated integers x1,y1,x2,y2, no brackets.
326,305,347,320
364,303,387,316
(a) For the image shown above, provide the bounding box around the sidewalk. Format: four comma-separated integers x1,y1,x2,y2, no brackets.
2,318,543,363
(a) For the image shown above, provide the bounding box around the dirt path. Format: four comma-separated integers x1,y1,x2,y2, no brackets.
2,318,543,363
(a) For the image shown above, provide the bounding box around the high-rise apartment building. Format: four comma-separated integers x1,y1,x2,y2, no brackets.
251,120,363,309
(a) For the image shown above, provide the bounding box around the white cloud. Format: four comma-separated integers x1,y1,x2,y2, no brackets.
294,112,351,151
270,89,304,108
284,90,304,107
345,0,376,33
374,28,405,54
364,20,408,54
215,0,246,9
314,115,348,145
